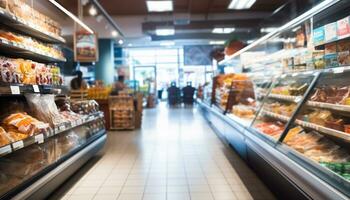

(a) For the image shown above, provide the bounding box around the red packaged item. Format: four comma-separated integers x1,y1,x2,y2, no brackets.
337,16,350,39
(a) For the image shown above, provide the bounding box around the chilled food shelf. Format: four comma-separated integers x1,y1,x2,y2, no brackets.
0,84,67,95
307,101,350,113
226,113,252,127
0,8,65,44
268,94,302,103
0,112,104,158
294,119,350,142
260,110,290,122
0,39,66,63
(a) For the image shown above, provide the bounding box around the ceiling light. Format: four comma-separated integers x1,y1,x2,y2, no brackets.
146,1,173,12
160,41,175,46
89,5,97,16
212,28,235,34
209,41,225,45
156,28,175,36
128,43,133,47
260,27,278,33
112,31,118,37
49,0,93,34
118,39,124,45
228,0,256,10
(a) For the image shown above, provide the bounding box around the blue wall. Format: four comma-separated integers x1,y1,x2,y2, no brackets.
95,39,115,84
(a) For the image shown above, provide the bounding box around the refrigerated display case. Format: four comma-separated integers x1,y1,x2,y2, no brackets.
199,0,350,199
0,2,106,199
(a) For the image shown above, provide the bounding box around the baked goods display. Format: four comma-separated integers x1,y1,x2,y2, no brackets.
265,102,297,117
271,83,308,96
0,0,62,39
231,105,255,119
254,121,285,139
71,100,100,115
0,30,65,60
110,96,135,130
0,57,63,85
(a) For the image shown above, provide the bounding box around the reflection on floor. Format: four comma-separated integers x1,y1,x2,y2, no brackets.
50,103,276,200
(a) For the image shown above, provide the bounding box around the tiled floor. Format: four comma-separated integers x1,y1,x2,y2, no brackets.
51,103,276,200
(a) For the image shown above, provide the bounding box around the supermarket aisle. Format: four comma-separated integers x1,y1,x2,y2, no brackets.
52,104,275,200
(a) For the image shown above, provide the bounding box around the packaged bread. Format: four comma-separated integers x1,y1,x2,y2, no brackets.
3,112,49,136
0,127,10,146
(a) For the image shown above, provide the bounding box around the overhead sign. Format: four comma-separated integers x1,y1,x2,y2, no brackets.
74,30,99,62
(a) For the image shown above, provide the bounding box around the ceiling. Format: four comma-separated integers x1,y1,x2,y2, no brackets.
47,0,320,47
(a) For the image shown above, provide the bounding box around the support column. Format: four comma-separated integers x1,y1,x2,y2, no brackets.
95,39,115,85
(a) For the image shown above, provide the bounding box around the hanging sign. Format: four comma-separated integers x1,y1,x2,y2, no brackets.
74,30,99,62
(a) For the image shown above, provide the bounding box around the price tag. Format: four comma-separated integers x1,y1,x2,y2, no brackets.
71,121,77,127
1,39,8,45
10,86,20,94
54,127,58,133
12,140,24,150
59,125,65,130
33,85,40,93
77,119,83,125
0,145,11,155
35,134,44,144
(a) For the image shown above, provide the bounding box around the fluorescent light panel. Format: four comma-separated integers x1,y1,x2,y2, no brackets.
147,1,173,12
49,0,94,34
156,28,175,36
209,41,225,45
212,28,235,34
260,27,278,33
228,0,256,10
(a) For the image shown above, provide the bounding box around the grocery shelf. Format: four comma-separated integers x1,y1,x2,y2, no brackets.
307,101,350,113
0,39,66,63
226,113,252,127
0,8,65,44
268,94,302,103
260,110,290,122
0,112,104,158
0,83,67,95
295,119,350,142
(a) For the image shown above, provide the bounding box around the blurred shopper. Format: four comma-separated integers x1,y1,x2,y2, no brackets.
167,82,181,106
70,70,88,90
182,82,196,105
111,75,127,95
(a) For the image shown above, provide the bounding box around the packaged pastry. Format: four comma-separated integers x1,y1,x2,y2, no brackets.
2,112,49,136
284,126,304,143
324,22,337,42
0,127,10,146
0,0,7,9
325,118,344,131
337,40,350,66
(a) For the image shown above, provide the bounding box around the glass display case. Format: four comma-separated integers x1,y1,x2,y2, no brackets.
251,72,318,141
279,68,350,196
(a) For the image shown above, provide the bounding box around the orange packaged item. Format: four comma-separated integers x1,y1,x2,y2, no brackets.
0,127,10,146
6,131,28,142
3,113,49,136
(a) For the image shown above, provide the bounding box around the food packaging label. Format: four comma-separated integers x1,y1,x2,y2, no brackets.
35,134,44,144
0,145,11,155
325,54,339,68
12,140,24,150
337,16,350,39
10,85,20,94
325,22,338,42
313,26,325,46
338,51,350,66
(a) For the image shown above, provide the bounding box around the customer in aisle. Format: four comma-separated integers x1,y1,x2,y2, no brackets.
70,70,88,90
167,81,181,106
182,81,196,105
111,75,127,95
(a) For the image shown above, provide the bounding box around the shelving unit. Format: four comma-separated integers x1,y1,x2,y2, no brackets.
0,39,66,63
0,83,67,95
0,8,65,44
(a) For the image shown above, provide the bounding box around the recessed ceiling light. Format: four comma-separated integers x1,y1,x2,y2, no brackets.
160,41,175,46
89,5,97,16
118,39,124,45
212,28,235,34
209,41,225,45
228,0,256,10
146,1,173,12
156,28,175,36
112,31,118,37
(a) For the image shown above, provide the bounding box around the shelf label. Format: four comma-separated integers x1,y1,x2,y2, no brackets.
12,140,24,150
54,127,58,133
35,134,44,144
1,39,8,45
71,121,77,127
33,85,40,93
0,145,11,155
10,86,20,94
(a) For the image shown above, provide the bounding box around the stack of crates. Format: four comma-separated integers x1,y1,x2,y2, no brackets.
109,95,135,130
